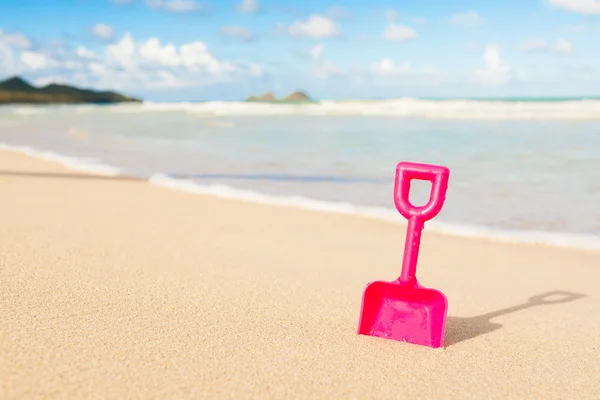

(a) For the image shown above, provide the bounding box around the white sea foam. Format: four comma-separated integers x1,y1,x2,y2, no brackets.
10,107,50,116
105,98,600,120
0,143,121,176
148,173,600,252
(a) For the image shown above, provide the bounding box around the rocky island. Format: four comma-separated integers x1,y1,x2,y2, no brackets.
245,91,314,103
0,76,141,104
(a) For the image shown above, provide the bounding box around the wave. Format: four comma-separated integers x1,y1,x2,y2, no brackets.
104,98,600,120
3,105,98,117
0,143,121,176
149,173,600,252
8,106,51,116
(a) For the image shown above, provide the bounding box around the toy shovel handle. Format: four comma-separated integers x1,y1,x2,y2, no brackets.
394,161,450,285
394,162,450,222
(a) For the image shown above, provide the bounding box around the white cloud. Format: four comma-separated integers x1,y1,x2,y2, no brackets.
555,38,574,53
383,24,417,41
520,39,548,52
372,58,412,76
1,33,262,91
92,24,114,41
0,29,32,50
370,58,441,86
221,26,255,41
100,35,237,86
0,41,14,72
76,46,96,59
20,51,49,70
236,0,259,14
546,0,600,14
475,45,511,85
134,37,221,71
287,15,340,38
146,0,202,13
450,11,486,27
0,29,33,76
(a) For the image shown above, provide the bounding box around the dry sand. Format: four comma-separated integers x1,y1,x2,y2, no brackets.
1,149,599,399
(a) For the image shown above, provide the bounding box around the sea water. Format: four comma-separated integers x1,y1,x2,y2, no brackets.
1,99,599,250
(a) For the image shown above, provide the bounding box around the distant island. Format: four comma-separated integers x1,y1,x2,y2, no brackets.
0,76,141,104
245,91,315,104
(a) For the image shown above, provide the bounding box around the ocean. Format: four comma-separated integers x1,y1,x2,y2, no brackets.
1,98,600,250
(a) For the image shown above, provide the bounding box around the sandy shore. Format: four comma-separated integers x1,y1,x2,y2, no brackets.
1,149,599,399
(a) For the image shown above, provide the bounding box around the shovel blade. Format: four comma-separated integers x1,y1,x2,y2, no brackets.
358,281,448,348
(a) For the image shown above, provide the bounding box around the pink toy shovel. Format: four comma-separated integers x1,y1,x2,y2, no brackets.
358,161,450,348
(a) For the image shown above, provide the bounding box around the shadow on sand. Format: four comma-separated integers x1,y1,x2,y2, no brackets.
444,290,586,347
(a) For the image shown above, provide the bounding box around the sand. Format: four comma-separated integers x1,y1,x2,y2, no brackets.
1,149,599,399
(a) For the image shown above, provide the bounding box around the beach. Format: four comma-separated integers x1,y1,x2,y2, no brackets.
1,148,599,399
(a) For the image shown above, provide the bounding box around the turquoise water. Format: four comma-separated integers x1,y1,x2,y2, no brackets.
1,100,599,247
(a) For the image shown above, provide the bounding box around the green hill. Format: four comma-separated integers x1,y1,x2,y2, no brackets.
0,76,141,104
245,90,314,104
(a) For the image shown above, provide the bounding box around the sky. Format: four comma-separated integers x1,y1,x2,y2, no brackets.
1,0,599,101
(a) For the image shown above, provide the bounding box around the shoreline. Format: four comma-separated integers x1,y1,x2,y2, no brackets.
1,148,599,398
1,142,600,254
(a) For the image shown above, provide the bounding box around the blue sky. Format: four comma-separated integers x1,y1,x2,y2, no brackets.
1,0,599,100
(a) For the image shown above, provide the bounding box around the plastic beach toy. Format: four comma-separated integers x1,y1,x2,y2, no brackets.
358,161,450,348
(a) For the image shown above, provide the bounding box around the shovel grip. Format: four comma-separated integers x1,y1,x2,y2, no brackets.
394,161,450,284
394,162,450,222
